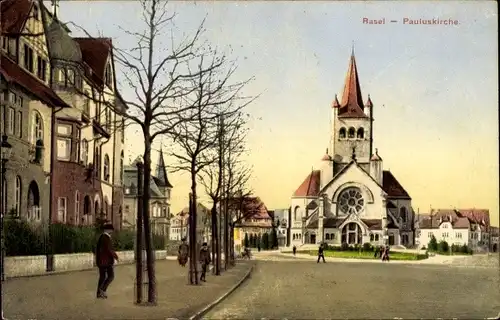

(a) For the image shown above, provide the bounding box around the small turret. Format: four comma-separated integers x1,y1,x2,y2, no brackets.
370,148,383,184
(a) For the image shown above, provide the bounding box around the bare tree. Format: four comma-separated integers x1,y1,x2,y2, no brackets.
168,49,255,284
199,110,248,275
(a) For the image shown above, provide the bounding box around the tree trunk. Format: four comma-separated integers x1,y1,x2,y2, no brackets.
142,140,157,303
135,162,144,304
223,187,229,270
211,204,220,275
229,224,235,266
189,168,199,285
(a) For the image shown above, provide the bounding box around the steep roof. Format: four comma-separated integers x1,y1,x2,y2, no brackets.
382,171,411,199
292,170,321,197
336,51,368,119
154,149,172,188
1,54,71,109
0,0,32,35
73,37,112,87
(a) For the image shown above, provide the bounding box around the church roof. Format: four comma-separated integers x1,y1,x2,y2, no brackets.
292,170,321,197
337,51,368,119
155,149,173,188
293,162,411,200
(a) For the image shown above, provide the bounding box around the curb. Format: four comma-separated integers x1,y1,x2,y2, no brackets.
188,262,254,320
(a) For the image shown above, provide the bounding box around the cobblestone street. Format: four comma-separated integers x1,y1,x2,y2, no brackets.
3,260,252,320
206,258,500,319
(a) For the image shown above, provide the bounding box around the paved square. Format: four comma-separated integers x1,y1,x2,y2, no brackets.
206,259,500,319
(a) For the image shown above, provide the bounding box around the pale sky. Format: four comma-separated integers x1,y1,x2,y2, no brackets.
58,1,499,226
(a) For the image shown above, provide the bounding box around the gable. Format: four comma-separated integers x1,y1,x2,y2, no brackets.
382,171,411,199
321,161,385,200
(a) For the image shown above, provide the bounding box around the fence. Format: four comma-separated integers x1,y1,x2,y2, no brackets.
2,217,168,257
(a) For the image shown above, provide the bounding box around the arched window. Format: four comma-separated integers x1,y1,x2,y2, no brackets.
400,207,408,223
75,191,80,225
32,111,43,143
375,234,379,241
348,127,355,139
294,206,300,221
83,195,91,225
338,187,365,215
81,139,89,165
15,176,21,217
339,127,346,139
370,234,374,242
325,234,330,240
103,154,110,181
356,128,364,139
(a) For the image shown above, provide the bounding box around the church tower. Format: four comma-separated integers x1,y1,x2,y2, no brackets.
155,148,173,197
331,49,374,170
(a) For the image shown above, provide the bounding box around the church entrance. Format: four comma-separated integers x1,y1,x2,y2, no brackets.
310,234,316,244
341,222,363,245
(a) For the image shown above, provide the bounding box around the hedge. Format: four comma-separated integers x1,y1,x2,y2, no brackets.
2,218,166,257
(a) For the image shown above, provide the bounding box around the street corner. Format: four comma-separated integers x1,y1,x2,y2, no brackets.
188,261,254,320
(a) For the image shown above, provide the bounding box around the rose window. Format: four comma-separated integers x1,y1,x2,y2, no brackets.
338,187,364,215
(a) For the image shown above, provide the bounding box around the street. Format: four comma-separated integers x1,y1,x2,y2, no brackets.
206,256,500,319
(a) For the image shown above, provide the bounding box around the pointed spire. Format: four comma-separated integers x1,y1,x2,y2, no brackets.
366,94,373,108
338,49,366,118
155,148,173,188
370,148,382,161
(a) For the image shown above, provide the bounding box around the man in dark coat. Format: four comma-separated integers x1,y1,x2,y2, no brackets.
178,237,189,267
292,245,297,256
95,223,119,298
199,242,211,282
317,243,326,263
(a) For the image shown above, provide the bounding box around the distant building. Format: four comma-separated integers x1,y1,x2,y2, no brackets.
489,226,498,252
231,197,273,252
269,208,290,247
416,209,490,251
169,202,211,245
122,151,172,237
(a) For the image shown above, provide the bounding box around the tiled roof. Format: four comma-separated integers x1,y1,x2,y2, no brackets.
419,213,473,230
1,54,71,109
382,171,411,199
336,53,368,119
456,209,490,226
73,37,112,87
0,0,32,35
292,170,321,197
177,203,211,217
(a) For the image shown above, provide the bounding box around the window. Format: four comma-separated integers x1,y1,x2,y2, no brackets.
81,139,89,165
75,191,80,225
23,44,34,72
105,63,113,87
348,127,355,139
94,146,100,177
1,37,7,51
443,232,449,238
67,69,75,86
57,124,72,161
17,96,23,107
338,187,364,215
7,107,14,134
83,90,90,116
375,234,379,241
455,232,462,239
32,111,43,143
400,207,407,223
428,232,433,238
57,197,67,222
16,111,22,138
15,176,21,216
356,128,364,139
120,151,124,183
339,127,346,139
103,154,110,181
37,57,47,81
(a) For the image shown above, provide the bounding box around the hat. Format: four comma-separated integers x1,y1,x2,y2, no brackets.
103,223,114,231
202,242,207,246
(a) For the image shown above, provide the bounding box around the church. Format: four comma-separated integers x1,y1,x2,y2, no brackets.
290,51,415,248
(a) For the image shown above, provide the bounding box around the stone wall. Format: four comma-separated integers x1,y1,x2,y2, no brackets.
4,249,168,279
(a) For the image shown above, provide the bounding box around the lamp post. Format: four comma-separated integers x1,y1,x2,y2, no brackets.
1,134,13,320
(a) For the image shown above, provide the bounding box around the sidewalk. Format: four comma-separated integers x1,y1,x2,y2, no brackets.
3,260,253,320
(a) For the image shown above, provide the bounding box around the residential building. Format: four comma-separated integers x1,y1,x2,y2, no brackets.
490,226,499,252
290,50,414,248
169,202,211,245
232,196,273,252
269,208,289,247
416,209,491,251
1,0,69,222
122,153,172,237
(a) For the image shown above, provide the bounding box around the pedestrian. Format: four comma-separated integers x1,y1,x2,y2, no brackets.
317,243,326,263
178,237,189,267
199,242,211,282
383,245,390,262
379,245,384,260
95,223,119,299
293,245,297,256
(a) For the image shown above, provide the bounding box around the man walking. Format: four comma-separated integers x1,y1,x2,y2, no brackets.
95,223,118,299
292,245,297,256
178,237,189,267
317,243,326,263
199,242,211,282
